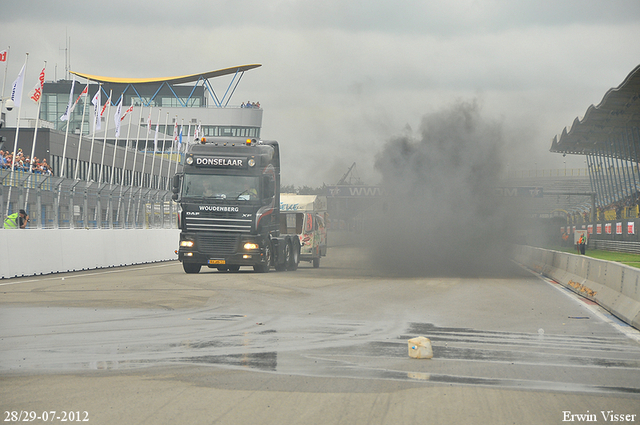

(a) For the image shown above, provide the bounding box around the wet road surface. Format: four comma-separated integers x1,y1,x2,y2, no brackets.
1,246,639,424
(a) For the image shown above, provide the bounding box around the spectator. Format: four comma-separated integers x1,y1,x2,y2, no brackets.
3,209,29,229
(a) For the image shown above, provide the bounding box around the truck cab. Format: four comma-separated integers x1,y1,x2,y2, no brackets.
172,137,299,273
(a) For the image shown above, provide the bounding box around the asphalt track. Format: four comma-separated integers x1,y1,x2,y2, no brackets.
1,246,639,424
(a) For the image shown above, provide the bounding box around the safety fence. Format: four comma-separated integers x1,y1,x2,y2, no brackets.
1,169,177,229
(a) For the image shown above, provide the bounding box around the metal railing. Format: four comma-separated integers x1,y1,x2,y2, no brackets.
506,168,589,178
592,240,640,254
1,169,177,229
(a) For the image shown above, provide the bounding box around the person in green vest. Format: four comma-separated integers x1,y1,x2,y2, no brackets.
3,209,29,229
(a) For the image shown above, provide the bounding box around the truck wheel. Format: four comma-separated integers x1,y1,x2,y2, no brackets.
287,241,299,271
253,242,271,273
275,242,290,271
183,262,201,274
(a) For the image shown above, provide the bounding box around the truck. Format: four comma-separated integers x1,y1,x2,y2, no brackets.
280,194,328,268
171,137,300,274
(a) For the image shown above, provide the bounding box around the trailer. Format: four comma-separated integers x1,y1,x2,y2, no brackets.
280,194,328,268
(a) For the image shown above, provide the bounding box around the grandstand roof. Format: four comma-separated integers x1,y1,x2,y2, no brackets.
550,64,640,156
69,64,262,85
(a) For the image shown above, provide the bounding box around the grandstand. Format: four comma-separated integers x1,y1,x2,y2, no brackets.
550,64,640,212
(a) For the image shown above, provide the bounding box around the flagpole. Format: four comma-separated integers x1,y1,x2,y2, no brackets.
149,108,161,189
98,90,112,184
109,97,122,185
140,107,152,190
73,80,89,180
166,118,181,190
174,121,190,179
24,61,46,213
136,107,153,225
6,52,28,218
87,84,101,182
165,117,177,190
116,103,134,225
128,104,144,224
59,75,76,180
120,104,134,184
159,112,169,189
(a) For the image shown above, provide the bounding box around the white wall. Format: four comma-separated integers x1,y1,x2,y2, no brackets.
0,229,180,279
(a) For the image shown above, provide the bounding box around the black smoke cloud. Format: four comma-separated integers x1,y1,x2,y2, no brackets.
367,99,515,276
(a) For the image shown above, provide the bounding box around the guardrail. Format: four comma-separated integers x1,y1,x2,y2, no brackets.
513,245,640,330
592,240,640,254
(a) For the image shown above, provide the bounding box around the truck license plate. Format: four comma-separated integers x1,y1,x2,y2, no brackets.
209,259,225,265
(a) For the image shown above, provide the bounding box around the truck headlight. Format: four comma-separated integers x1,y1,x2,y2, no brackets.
180,240,194,248
244,242,259,250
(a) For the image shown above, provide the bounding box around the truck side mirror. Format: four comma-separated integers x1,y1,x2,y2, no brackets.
172,174,181,194
171,174,181,201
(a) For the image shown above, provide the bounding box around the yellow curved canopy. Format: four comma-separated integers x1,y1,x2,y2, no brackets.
70,64,262,85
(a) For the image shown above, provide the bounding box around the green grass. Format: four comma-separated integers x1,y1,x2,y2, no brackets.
547,245,640,268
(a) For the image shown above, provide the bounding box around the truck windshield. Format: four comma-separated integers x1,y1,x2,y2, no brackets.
182,175,259,201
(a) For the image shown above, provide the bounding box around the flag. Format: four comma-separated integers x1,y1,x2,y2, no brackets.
0,50,7,62
29,66,46,104
147,110,152,134
64,84,88,117
194,123,201,141
114,98,123,138
173,120,179,143
72,85,89,110
91,89,101,132
178,125,183,145
153,122,159,153
121,105,133,121
60,77,76,121
100,92,111,118
10,63,26,109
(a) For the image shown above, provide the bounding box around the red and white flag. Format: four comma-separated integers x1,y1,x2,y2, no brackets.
74,85,89,107
173,120,179,143
10,63,26,109
0,50,7,62
147,110,152,134
100,92,111,118
29,66,46,104
66,84,88,117
121,105,134,121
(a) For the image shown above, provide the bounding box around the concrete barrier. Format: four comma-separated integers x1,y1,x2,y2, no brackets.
0,229,180,279
514,245,640,330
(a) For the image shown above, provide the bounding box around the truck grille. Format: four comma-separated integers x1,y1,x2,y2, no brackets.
198,234,240,255
185,216,252,233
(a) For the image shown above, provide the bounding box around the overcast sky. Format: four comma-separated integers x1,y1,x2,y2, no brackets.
2,0,640,186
